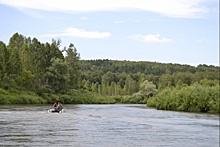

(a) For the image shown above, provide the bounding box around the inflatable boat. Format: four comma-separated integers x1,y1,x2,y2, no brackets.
48,108,65,113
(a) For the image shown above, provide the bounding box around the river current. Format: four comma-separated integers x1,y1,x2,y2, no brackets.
0,104,219,146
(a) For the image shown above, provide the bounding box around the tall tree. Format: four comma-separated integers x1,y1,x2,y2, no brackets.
7,45,22,75
15,70,35,90
0,41,9,87
65,43,81,89
31,38,47,89
7,33,25,76
124,75,137,95
45,58,70,93
158,74,173,90
20,44,33,71
139,80,158,97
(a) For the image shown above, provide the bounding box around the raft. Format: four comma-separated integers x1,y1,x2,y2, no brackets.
48,108,65,113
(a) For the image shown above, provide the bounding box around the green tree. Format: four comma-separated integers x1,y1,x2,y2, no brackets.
7,45,22,78
0,41,8,86
65,43,81,89
45,58,70,93
20,44,33,71
124,75,136,95
15,70,35,90
91,82,99,93
8,33,25,48
133,80,158,99
173,72,193,86
158,74,173,90
101,71,115,94
140,80,158,97
139,73,146,84
83,80,91,91
31,38,47,89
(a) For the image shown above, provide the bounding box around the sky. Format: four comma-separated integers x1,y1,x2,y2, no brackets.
0,0,219,66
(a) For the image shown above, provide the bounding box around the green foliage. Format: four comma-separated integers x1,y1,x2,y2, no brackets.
65,43,81,89
15,70,35,90
122,80,158,104
0,33,80,93
80,60,219,94
0,41,8,83
45,58,70,93
0,88,46,104
147,84,220,113
119,95,145,104
0,33,219,114
139,80,158,97
55,89,116,104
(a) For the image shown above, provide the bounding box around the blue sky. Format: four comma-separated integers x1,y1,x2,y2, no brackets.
0,0,219,66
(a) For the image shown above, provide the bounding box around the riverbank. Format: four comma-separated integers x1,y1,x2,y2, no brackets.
0,88,116,105
0,85,219,114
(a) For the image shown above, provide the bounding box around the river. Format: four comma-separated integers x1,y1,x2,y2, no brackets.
0,104,219,147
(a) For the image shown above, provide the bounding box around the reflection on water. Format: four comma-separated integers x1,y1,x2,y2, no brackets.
0,104,219,147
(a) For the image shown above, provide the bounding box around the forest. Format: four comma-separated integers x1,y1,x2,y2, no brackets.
0,33,219,113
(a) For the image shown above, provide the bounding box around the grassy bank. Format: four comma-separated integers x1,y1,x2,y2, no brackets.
1,85,219,114
0,88,117,105
0,88,46,104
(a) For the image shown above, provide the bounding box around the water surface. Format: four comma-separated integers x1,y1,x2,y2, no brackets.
0,104,219,146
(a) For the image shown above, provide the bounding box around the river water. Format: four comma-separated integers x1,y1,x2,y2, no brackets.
0,104,219,147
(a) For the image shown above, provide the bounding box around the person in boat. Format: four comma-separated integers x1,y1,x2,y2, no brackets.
53,102,57,110
57,102,63,111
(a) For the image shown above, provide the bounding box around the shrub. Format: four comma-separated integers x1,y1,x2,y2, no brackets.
147,84,219,113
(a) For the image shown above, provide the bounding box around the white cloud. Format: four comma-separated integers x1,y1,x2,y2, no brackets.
42,27,111,39
130,33,173,44
0,0,210,18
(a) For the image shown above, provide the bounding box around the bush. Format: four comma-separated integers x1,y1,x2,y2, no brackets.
147,84,219,113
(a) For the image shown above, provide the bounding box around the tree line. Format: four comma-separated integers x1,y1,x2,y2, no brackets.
0,33,80,94
0,33,219,113
80,60,219,96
